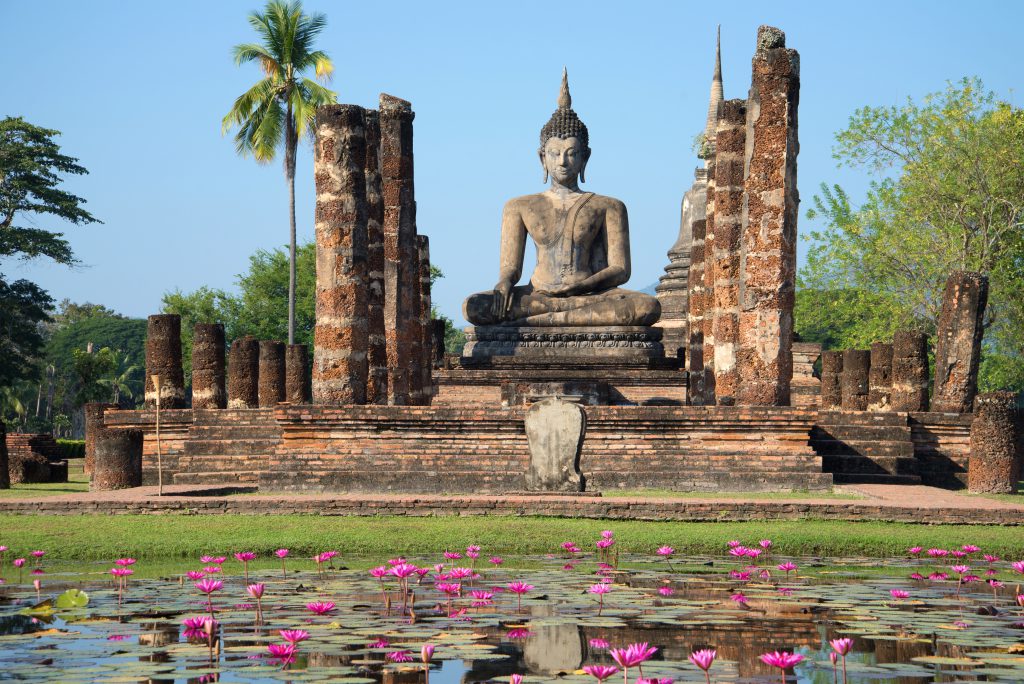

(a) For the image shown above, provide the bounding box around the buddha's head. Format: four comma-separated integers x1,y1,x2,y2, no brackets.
539,69,591,185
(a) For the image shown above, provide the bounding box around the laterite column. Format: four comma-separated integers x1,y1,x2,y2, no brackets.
968,392,1020,494
285,344,311,404
819,351,842,410
313,104,370,404
932,271,988,413
700,133,717,405
867,342,893,412
258,340,286,408
737,26,799,406
191,323,226,409
891,330,930,412
92,426,142,490
364,110,388,404
144,314,185,409
686,216,706,405
417,235,434,404
840,349,869,411
84,402,117,475
228,336,259,409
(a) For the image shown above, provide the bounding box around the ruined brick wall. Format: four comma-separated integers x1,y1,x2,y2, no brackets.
910,412,971,488
144,314,185,409
191,323,226,409
313,104,370,404
932,271,988,413
736,26,798,407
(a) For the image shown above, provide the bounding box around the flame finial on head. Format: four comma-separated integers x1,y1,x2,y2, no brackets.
558,67,571,109
540,68,589,150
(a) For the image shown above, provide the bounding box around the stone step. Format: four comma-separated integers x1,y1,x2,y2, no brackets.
820,454,919,476
811,424,912,442
816,411,909,427
183,441,279,456
173,470,261,485
811,438,914,458
832,472,922,485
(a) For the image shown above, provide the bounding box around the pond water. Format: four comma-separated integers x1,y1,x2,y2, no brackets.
1,543,1022,683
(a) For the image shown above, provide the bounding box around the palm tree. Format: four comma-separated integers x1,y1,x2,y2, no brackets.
222,0,336,344
99,350,139,407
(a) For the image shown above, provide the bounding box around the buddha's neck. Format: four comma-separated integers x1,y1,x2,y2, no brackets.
548,178,581,195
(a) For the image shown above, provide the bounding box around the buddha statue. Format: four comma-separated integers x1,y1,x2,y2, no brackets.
463,71,661,328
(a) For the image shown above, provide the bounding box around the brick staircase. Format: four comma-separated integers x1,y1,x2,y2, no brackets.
172,409,280,485
811,411,920,484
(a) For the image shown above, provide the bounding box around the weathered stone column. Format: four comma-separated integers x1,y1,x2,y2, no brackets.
0,419,8,490
380,93,417,405
968,392,1020,493
144,314,185,409
710,99,746,403
84,402,117,475
867,342,893,412
431,319,447,364
737,26,799,406
191,323,226,409
840,349,870,411
417,235,433,404
932,271,989,413
258,340,286,408
686,216,706,405
285,344,311,404
92,427,143,490
364,110,388,405
820,350,843,410
701,140,717,405
313,104,370,405
891,330,930,412
227,336,259,409
655,168,705,360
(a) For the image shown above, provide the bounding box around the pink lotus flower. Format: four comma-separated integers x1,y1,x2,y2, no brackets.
115,558,136,566
590,583,612,594
267,642,297,667
730,592,748,604
929,571,948,581
1016,594,1024,607
386,650,414,663
507,581,534,612
759,539,773,550
368,637,390,648
689,648,716,684
601,530,614,539
726,540,742,548
729,570,752,580
510,675,523,684
203,566,222,574
759,651,804,683
186,570,205,580
658,586,674,597
656,546,674,557
590,638,610,649
235,551,256,562
984,554,1000,563
907,546,922,555
306,601,336,615
280,629,309,644
830,637,853,655
246,583,265,599
390,562,419,579
182,615,215,640
470,590,494,607
951,564,970,574
195,578,223,594
30,550,44,559
443,551,462,560
107,634,128,641
597,538,615,550
506,628,534,639
489,556,504,566
110,567,133,578
583,665,620,682
13,558,25,568
728,546,748,558
421,643,435,663
889,589,910,600
610,642,658,682
962,544,980,553
370,566,388,578
950,549,967,558
275,548,289,558
1011,560,1024,574
777,562,798,576
927,548,948,558
745,548,763,559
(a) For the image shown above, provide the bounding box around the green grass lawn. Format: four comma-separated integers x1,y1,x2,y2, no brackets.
0,460,89,499
0,515,1020,562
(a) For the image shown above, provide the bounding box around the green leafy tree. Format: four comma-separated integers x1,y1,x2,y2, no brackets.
222,0,336,346
797,78,1024,392
71,346,117,407
0,117,100,264
99,351,140,406
0,276,53,388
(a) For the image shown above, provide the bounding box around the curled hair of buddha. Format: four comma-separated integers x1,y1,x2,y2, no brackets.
539,68,589,151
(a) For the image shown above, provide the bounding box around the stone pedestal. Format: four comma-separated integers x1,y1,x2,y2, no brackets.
313,104,370,405
968,392,1019,493
891,330,929,412
258,340,286,408
84,402,117,475
867,342,893,412
192,323,226,409
463,326,665,364
820,350,843,410
840,349,869,411
92,427,143,490
933,271,988,413
145,314,185,409
228,336,259,409
736,26,799,407
524,397,586,492
364,110,388,405
655,168,705,361
285,344,311,404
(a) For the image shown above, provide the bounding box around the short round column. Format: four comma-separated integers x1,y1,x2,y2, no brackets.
840,349,870,411
92,427,143,490
820,351,843,410
968,392,1020,494
84,402,117,475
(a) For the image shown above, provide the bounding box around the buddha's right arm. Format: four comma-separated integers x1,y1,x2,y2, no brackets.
496,202,527,286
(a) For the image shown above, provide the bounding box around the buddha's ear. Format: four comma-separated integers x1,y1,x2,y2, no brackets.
538,148,548,184
580,147,592,184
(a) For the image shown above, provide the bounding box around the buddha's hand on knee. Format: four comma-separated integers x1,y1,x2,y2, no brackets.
491,280,514,320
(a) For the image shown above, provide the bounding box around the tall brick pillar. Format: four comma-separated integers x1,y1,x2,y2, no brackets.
84,402,117,475
417,235,434,404
258,340,286,408
737,26,799,407
840,349,870,411
820,350,843,410
867,342,893,412
285,344,311,404
709,99,746,403
891,330,930,412
932,271,988,413
228,336,259,409
144,314,185,409
407,236,425,405
686,216,707,405
364,110,388,405
0,420,8,490
701,139,717,405
968,392,1020,494
192,323,226,409
380,94,418,405
313,104,370,405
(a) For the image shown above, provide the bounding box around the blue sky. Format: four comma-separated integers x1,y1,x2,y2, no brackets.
3,1,1022,327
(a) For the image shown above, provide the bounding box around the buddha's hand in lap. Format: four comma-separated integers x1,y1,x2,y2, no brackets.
491,280,514,320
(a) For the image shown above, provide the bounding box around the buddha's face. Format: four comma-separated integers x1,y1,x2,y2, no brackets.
541,136,589,185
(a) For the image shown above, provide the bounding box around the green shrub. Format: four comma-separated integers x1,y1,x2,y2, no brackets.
56,439,85,459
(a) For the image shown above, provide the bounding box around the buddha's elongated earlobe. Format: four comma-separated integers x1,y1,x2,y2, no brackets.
539,149,548,184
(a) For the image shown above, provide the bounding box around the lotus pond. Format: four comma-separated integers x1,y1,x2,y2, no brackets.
1,537,1023,683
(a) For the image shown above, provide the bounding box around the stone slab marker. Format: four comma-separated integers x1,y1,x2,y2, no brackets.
737,26,799,407
840,349,869,411
710,99,747,403
191,323,226,409
144,314,185,409
686,216,706,404
0,420,8,490
285,344,311,403
820,350,843,410
364,110,388,405
417,235,434,404
380,94,417,405
524,397,586,492
257,340,286,407
92,427,142,490
84,402,117,475
932,271,989,413
891,330,930,412
968,392,1020,494
228,336,259,409
867,342,893,412
313,104,370,405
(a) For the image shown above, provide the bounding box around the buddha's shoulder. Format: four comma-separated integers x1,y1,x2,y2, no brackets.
502,192,626,211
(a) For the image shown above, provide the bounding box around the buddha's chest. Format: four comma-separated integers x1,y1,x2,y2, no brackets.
522,200,604,249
